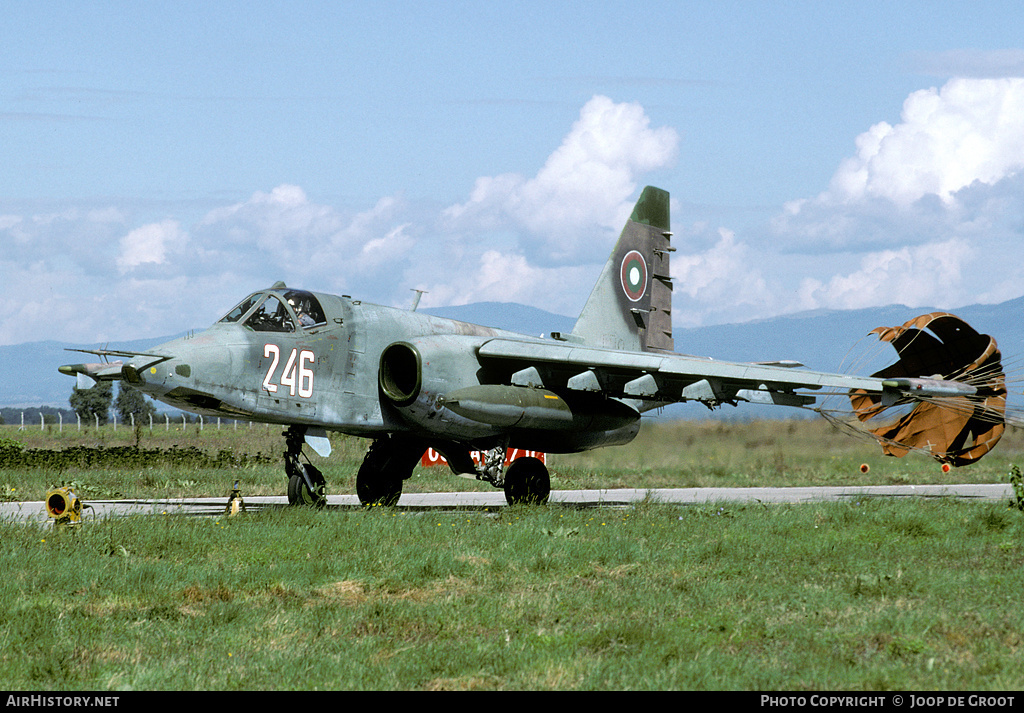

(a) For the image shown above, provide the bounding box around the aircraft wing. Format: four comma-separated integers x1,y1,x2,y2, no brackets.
476,337,977,409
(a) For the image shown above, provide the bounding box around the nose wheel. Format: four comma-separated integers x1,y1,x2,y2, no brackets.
284,426,327,507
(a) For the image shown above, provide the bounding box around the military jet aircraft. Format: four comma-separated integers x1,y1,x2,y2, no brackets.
59,187,1009,507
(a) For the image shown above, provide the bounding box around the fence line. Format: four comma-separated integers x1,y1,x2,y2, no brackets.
4,411,256,435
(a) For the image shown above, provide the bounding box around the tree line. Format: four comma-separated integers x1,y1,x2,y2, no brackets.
2,383,159,426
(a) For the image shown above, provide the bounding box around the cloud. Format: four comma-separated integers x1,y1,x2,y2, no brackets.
1,95,682,345
357,222,415,267
197,184,344,264
670,227,775,327
116,220,185,273
418,249,593,314
911,49,1024,79
14,81,1024,346
796,239,972,312
443,95,678,263
820,78,1024,207
191,187,419,296
673,77,1024,326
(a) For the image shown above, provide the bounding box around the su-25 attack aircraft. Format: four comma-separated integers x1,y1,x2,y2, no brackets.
60,187,1009,506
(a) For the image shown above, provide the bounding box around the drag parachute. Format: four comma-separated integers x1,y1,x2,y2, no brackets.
847,313,1006,466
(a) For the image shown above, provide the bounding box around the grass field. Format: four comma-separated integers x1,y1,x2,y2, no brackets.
1,418,1023,690
4,416,1024,501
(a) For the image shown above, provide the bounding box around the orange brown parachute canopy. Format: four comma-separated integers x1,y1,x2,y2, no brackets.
848,312,1006,466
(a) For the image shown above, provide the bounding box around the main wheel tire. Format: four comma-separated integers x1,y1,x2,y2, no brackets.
503,457,551,505
355,446,404,506
355,436,425,507
356,474,403,507
287,464,327,507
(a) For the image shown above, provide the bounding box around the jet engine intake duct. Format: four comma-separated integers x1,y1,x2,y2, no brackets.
379,342,422,407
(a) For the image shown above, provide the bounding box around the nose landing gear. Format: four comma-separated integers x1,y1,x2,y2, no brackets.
284,425,326,507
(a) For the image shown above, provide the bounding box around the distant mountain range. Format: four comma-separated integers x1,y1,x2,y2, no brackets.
3,298,1021,415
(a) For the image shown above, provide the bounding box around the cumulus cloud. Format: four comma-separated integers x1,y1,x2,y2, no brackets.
443,95,678,263
821,78,1024,207
417,249,594,314
14,81,1024,346
190,187,419,299
670,227,776,327
754,77,1024,320
796,239,972,311
116,220,185,273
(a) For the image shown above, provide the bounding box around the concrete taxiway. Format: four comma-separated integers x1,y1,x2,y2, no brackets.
0,484,1014,524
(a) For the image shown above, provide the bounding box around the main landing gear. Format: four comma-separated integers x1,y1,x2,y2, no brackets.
283,426,552,508
356,439,551,507
433,441,552,506
284,426,326,507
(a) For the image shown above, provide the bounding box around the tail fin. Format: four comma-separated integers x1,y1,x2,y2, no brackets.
567,186,673,352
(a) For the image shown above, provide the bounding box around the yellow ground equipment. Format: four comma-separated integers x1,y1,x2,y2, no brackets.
45,487,85,525
224,480,246,516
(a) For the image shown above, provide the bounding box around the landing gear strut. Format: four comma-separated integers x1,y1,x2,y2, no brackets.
284,425,326,507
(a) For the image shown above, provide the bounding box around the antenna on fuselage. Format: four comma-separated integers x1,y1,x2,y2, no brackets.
410,289,428,311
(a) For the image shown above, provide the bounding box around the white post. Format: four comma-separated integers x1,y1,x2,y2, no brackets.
40,414,44,431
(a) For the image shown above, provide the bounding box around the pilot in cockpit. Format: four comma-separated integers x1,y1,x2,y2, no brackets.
288,297,317,327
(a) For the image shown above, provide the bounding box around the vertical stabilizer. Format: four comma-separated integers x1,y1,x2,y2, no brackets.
568,186,673,352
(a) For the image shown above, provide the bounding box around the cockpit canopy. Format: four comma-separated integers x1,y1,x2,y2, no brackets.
219,288,327,333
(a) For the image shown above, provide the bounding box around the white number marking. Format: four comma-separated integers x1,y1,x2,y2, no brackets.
298,350,315,398
262,344,280,393
280,348,298,396
263,345,315,398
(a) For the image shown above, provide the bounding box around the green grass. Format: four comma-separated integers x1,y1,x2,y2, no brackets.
2,418,1023,690
4,418,1024,503
1,499,1021,690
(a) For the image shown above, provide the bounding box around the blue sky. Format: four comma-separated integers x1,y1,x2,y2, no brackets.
4,1,1024,346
